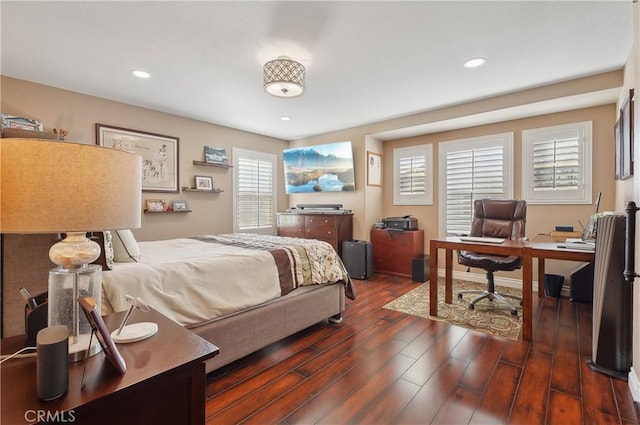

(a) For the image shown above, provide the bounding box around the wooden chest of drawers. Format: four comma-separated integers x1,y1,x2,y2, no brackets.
277,212,353,256
371,228,424,277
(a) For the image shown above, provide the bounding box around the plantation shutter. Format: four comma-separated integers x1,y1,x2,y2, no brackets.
234,149,276,233
438,132,513,237
393,144,433,205
522,121,591,204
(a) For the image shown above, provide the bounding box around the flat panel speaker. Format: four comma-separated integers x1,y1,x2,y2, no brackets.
342,240,372,280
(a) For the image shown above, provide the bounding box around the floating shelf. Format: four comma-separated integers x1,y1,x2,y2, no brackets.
192,160,232,169
144,210,192,213
181,187,224,193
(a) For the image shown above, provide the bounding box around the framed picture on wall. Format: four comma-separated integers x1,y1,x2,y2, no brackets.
96,124,180,192
619,88,634,180
367,151,382,186
614,118,621,180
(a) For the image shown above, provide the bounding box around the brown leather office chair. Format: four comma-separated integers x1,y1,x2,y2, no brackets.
457,199,527,316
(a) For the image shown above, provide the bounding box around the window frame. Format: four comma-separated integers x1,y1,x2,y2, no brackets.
521,121,592,205
393,144,433,205
438,132,514,237
232,148,277,234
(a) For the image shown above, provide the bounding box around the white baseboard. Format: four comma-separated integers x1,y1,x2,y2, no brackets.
629,367,640,402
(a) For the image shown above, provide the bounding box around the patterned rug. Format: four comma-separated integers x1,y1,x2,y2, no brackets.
383,278,522,340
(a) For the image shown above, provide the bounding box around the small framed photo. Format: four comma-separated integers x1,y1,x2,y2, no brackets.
194,175,214,190
172,200,189,211
1,114,43,131
145,199,166,212
204,146,228,164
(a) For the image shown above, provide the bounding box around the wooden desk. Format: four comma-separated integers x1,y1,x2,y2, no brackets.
1,308,219,424
429,237,594,342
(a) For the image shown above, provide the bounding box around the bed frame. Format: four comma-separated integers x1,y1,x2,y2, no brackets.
1,234,346,373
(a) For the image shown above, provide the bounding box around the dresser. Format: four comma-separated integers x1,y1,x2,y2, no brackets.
277,212,353,256
371,228,424,277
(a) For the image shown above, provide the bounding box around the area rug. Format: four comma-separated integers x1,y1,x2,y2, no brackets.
383,278,522,340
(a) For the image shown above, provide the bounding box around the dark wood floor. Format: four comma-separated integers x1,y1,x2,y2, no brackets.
205,273,640,424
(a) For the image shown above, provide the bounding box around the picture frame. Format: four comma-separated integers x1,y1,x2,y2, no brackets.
145,199,166,212
614,118,621,180
96,124,180,193
1,113,43,131
204,146,228,164
78,296,126,375
172,200,189,211
194,175,214,190
619,89,634,180
367,151,382,186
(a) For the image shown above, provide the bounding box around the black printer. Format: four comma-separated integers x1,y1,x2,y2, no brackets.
382,215,418,231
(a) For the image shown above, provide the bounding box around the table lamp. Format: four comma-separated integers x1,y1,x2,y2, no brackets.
1,138,142,361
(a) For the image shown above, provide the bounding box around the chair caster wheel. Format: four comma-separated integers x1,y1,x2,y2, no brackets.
511,310,518,317
457,293,463,299
469,304,475,310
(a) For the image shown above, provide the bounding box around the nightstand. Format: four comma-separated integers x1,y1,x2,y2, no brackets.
1,308,219,424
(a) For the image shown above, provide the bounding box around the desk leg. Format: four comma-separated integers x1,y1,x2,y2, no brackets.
538,257,546,298
429,240,438,316
445,249,453,304
522,249,533,341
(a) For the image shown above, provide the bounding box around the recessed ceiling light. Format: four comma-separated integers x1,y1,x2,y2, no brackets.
463,57,487,69
132,70,150,79
280,116,291,121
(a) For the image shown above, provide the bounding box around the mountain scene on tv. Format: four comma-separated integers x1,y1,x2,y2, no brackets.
283,141,355,193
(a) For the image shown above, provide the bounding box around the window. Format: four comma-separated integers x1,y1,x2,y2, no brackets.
438,133,514,236
522,121,592,204
233,148,277,234
393,144,433,205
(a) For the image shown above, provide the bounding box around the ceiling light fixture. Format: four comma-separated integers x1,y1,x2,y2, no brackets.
463,57,487,69
132,70,150,79
280,116,291,121
263,56,305,98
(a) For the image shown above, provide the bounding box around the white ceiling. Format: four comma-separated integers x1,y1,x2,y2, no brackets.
0,1,634,141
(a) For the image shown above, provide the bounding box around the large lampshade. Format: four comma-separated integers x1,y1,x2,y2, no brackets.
1,138,142,361
1,138,141,233
263,56,305,98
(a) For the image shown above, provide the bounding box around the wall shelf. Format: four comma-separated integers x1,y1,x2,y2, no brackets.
181,187,224,193
144,210,192,214
192,160,232,169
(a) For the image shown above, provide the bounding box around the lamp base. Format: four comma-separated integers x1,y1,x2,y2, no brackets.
111,322,158,344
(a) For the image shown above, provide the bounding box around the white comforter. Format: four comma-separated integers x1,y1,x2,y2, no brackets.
101,234,352,326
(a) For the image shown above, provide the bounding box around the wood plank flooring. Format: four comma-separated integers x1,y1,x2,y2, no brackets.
205,274,640,424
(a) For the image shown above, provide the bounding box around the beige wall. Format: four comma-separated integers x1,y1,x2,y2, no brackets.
0,76,289,241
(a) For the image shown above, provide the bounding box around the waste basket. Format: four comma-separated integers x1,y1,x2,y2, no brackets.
545,274,564,298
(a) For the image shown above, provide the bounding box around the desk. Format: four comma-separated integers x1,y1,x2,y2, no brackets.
1,308,219,425
429,237,595,342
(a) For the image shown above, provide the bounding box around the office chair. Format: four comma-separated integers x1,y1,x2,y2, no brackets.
457,199,527,316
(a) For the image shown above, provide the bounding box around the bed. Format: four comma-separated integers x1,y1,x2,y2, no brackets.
100,233,355,372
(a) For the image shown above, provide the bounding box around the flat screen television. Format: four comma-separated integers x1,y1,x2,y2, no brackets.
283,141,355,194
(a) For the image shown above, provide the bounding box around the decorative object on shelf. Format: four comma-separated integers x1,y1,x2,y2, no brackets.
1,113,43,131
96,123,180,193
145,199,166,212
52,128,68,141
619,88,634,180
0,138,142,362
263,56,305,98
172,200,189,211
367,151,382,186
204,146,228,164
194,175,214,190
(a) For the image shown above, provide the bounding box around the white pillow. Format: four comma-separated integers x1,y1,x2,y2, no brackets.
112,229,141,262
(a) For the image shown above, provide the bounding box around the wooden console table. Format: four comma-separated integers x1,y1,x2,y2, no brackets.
429,237,594,342
1,308,219,424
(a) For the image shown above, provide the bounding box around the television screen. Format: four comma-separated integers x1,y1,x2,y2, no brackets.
283,141,355,194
